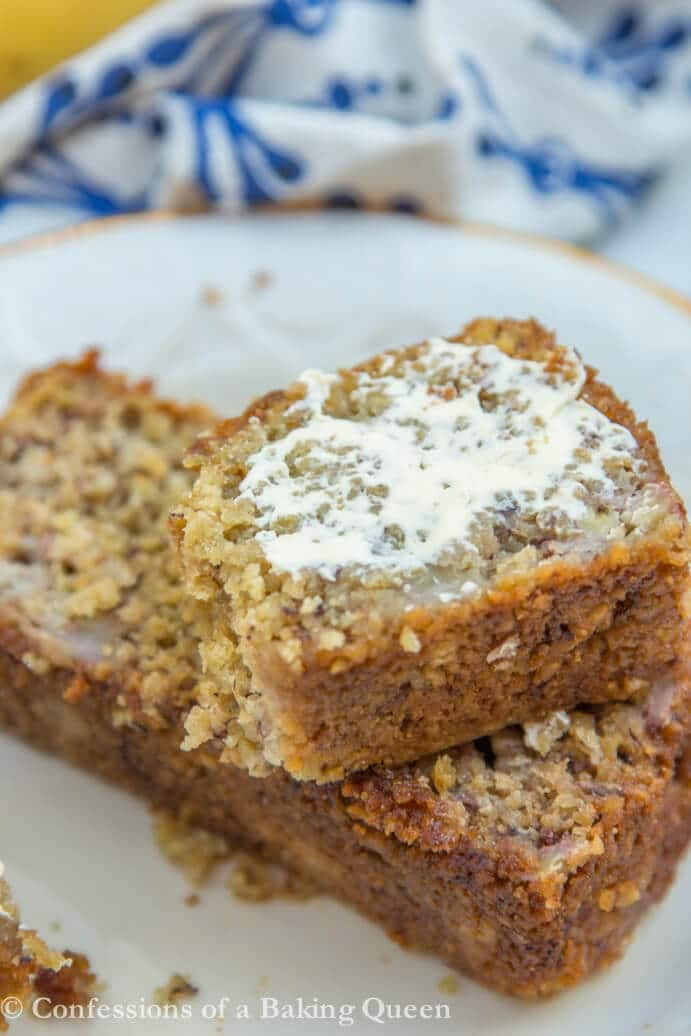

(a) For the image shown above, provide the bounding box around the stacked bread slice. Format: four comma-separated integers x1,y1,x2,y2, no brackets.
0,321,688,999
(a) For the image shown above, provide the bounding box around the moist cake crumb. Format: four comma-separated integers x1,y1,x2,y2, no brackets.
227,853,316,903
152,974,198,1007
437,973,460,995
153,812,231,887
154,813,316,902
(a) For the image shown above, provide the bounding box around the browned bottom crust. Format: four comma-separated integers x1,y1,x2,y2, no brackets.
1,650,689,999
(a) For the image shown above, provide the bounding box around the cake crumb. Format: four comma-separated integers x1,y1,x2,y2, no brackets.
250,270,272,292
32,950,99,1011
432,754,457,795
598,880,641,912
200,285,223,307
438,973,460,995
152,973,198,1006
153,813,317,902
318,628,346,651
1,873,99,1024
21,652,50,676
254,975,270,994
400,627,421,654
153,812,230,886
227,852,316,903
523,711,571,757
169,182,210,213
486,635,519,667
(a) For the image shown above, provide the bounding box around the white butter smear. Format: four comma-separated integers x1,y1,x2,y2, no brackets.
238,339,639,580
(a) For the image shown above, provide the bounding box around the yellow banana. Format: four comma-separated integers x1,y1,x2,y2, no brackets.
0,0,160,99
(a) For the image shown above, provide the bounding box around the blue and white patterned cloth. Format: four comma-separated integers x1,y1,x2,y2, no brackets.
1,0,691,242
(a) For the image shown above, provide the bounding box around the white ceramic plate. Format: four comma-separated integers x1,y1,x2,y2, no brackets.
0,211,689,1036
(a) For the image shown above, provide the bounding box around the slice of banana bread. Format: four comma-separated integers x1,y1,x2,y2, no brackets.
173,318,689,781
0,350,214,735
0,354,689,999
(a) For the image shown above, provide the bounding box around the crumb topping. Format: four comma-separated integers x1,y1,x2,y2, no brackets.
153,812,230,886
153,813,316,902
152,974,198,1007
238,339,648,583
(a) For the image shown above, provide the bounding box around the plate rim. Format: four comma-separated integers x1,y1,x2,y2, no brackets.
1,207,689,322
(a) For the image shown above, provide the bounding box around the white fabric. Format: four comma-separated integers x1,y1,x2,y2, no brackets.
0,0,690,242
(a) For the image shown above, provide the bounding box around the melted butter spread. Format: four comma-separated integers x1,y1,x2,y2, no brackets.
239,339,640,580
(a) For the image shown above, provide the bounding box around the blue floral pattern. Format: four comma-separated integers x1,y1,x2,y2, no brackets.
541,6,690,93
0,0,690,240
185,96,305,204
462,56,658,223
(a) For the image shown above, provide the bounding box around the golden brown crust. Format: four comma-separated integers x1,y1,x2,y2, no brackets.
10,348,211,430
